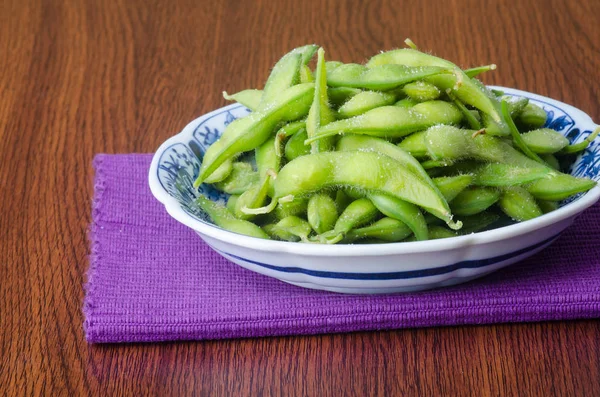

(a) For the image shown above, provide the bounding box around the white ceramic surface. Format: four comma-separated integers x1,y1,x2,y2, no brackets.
149,86,600,294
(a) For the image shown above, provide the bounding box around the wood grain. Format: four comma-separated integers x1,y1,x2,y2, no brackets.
1,0,599,395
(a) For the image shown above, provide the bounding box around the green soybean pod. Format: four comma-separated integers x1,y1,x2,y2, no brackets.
403,81,441,101
527,173,596,201
502,96,529,118
537,200,559,214
306,48,336,153
273,196,308,220
307,194,339,234
397,131,428,159
450,187,500,216
369,193,428,240
214,162,259,194
517,103,547,130
458,211,501,234
428,226,459,240
498,187,543,221
319,198,380,243
521,128,569,154
327,87,362,108
284,128,310,161
223,89,263,111
335,190,353,214
366,48,506,127
196,83,314,186
273,151,458,227
300,65,314,83
226,194,240,213
306,101,462,143
336,135,437,189
540,154,560,170
195,195,269,239
260,44,318,107
338,91,397,118
472,163,550,187
432,175,474,202
234,175,272,220
263,216,313,242
394,98,418,108
343,217,412,243
326,63,450,91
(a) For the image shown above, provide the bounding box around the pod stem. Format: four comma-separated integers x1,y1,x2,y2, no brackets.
501,100,546,165
561,126,600,154
304,131,336,145
241,197,277,215
446,89,482,130
404,38,418,50
464,64,497,78
446,218,463,231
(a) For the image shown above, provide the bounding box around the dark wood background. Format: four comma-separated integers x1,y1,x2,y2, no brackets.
2,0,600,395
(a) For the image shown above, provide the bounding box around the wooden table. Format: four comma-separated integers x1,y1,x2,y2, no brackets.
2,0,600,395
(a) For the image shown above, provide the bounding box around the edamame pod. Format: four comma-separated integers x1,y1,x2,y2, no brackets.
195,83,314,186
275,121,306,157
263,216,313,242
526,173,596,201
335,190,352,214
403,81,441,101
226,194,240,213
300,65,314,83
327,87,362,107
284,128,310,161
234,175,273,220
274,151,459,228
517,103,547,130
472,163,550,187
338,91,397,118
521,128,569,154
537,200,559,214
195,195,269,239
367,49,506,127
395,98,418,108
369,194,428,240
260,44,318,106
498,187,543,221
450,187,501,216
273,196,308,220
306,101,462,143
432,175,474,202
307,194,339,234
306,48,336,153
458,211,501,234
223,89,263,111
214,162,259,194
336,135,436,189
343,217,412,243
397,131,428,158
424,126,595,199
320,198,380,243
327,63,450,91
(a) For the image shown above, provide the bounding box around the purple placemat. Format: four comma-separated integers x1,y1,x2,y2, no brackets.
84,154,600,343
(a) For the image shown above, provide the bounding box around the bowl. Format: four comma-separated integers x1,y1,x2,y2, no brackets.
149,86,600,294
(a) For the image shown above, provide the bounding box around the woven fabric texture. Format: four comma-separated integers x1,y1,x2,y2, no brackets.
85,154,600,343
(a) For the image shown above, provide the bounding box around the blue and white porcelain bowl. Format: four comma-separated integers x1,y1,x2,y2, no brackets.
149,86,600,294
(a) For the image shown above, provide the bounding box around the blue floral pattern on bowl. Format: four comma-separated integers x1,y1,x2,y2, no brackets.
156,105,251,222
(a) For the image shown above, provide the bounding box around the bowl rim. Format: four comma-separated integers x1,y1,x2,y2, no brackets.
149,86,600,257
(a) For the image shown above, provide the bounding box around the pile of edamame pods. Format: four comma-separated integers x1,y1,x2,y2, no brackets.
193,40,599,243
